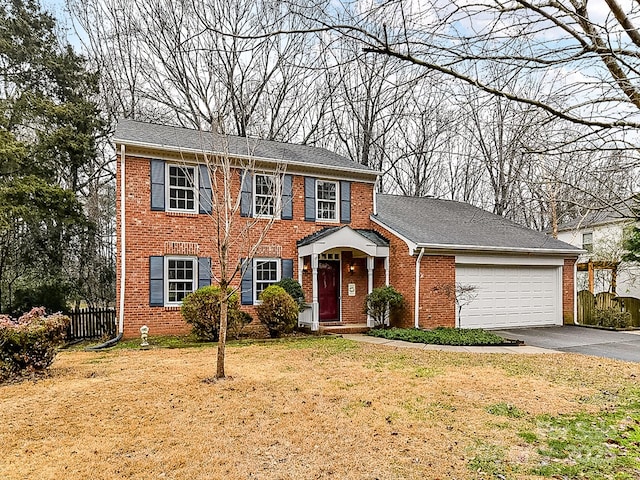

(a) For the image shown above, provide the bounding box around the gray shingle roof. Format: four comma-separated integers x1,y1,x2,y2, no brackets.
557,204,634,231
114,119,376,175
374,194,580,253
297,227,389,247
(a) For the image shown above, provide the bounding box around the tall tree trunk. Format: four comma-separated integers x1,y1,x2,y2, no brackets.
216,294,228,379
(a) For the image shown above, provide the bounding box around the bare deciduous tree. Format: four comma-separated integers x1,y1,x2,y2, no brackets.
183,135,286,378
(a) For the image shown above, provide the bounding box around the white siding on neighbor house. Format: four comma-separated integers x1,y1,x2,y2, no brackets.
455,265,562,329
557,221,640,298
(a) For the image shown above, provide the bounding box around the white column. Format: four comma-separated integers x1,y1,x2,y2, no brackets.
384,256,389,287
311,254,319,331
298,255,304,285
367,256,374,327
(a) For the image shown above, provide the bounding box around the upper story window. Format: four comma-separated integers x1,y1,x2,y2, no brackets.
254,174,278,218
167,164,198,213
166,256,197,304
316,180,339,221
254,258,280,302
582,232,593,253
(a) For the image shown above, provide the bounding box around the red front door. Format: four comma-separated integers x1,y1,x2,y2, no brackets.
318,261,340,321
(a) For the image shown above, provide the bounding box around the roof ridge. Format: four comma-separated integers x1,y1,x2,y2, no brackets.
118,118,351,159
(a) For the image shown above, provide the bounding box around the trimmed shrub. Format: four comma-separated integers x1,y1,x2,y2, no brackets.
0,307,70,382
228,310,253,340
364,286,404,328
593,308,632,329
181,286,242,341
256,285,299,338
274,278,306,312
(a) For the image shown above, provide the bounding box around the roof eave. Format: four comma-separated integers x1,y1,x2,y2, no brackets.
414,242,583,256
114,138,380,179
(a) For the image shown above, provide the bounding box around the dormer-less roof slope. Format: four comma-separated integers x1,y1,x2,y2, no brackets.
556,204,635,232
373,194,581,255
113,119,377,177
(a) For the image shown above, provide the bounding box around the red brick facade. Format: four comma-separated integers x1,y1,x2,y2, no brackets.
117,152,380,337
562,258,576,324
116,146,578,337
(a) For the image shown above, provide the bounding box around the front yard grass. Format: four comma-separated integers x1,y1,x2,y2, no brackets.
367,326,511,346
1,337,639,479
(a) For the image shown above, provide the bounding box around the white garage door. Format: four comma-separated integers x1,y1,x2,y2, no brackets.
455,265,562,329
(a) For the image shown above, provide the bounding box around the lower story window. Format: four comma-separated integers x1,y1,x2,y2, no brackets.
254,258,280,302
167,257,196,304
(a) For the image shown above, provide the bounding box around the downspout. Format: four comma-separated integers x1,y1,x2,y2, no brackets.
118,143,126,336
86,144,126,350
573,259,579,325
414,248,425,328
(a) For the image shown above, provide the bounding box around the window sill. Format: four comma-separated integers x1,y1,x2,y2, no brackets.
164,305,181,311
165,211,199,217
315,219,340,225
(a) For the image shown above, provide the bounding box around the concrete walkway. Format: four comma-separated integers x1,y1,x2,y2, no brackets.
342,334,559,354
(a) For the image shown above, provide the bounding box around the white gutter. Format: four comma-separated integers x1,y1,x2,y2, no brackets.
412,242,582,256
113,139,380,181
118,144,126,335
414,247,425,328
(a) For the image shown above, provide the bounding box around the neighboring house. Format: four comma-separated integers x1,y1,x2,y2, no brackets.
114,119,581,337
556,207,640,297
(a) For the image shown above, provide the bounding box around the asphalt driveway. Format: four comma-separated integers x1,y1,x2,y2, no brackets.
493,325,640,363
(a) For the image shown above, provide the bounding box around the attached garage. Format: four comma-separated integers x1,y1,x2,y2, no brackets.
372,194,582,329
455,262,563,329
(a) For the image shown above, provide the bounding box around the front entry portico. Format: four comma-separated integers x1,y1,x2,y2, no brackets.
296,226,390,331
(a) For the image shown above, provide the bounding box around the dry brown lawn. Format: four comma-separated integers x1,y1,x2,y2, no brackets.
0,337,638,480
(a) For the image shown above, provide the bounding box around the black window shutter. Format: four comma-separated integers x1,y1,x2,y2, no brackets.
340,181,351,223
199,165,213,214
240,171,253,217
150,160,165,211
198,257,211,289
304,177,316,221
149,256,164,306
240,258,253,305
281,259,293,279
282,174,293,220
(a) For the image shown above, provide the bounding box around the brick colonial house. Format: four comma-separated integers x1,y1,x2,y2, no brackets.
114,120,581,338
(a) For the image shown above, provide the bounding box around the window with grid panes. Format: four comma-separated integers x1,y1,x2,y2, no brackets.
316,180,338,221
166,257,196,303
168,165,197,212
254,259,280,302
254,174,276,217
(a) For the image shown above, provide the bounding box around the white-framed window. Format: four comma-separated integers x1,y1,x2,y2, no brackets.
316,180,339,221
254,258,281,302
582,232,593,253
166,164,198,213
254,174,279,218
165,256,197,305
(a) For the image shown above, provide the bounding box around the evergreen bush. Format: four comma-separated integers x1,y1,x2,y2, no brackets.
256,285,299,338
181,286,242,341
274,278,306,311
364,286,404,327
593,308,632,329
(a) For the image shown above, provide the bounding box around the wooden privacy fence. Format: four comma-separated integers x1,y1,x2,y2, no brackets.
577,290,640,327
67,307,116,340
